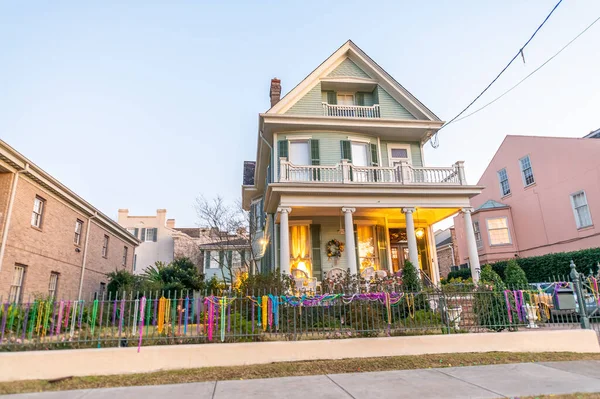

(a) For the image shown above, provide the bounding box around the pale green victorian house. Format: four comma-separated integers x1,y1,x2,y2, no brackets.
242,41,483,285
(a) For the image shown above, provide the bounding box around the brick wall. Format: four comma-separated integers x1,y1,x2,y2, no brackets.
0,175,134,301
437,228,460,279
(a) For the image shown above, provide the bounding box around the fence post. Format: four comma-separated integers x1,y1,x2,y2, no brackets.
570,260,590,329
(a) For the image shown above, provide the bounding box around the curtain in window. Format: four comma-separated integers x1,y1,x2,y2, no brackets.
290,225,311,277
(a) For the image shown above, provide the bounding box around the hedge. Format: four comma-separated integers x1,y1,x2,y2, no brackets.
446,268,472,281
490,247,600,282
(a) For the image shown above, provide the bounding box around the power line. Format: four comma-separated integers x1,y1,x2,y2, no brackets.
430,0,564,148
450,15,600,125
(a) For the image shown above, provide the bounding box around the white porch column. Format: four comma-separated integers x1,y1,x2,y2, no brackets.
278,207,292,276
403,208,419,269
462,208,481,282
342,207,358,275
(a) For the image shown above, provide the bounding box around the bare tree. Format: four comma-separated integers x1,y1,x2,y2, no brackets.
195,196,258,286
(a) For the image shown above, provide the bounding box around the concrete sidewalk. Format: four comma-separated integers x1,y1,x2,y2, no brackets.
4,361,600,398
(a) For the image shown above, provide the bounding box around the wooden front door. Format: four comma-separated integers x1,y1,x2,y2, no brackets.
391,244,409,273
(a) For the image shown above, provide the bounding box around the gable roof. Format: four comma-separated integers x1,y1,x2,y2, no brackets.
585,128,600,138
266,40,441,122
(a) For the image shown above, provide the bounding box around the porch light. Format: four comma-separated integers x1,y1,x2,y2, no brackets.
415,228,425,239
259,238,268,246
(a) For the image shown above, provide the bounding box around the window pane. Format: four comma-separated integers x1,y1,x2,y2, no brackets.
489,229,510,245
351,143,369,166
289,141,310,165
487,218,508,229
573,192,586,207
391,148,408,158
337,94,354,105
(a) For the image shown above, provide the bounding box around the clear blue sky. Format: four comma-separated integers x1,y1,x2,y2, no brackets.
1,1,599,227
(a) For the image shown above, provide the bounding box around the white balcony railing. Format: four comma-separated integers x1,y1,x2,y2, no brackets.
279,159,467,185
322,103,380,118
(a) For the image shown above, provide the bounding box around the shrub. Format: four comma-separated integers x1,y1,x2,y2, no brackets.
447,268,472,281
106,269,139,297
401,260,421,291
474,265,511,331
479,264,506,290
235,269,292,294
491,247,600,282
504,259,528,289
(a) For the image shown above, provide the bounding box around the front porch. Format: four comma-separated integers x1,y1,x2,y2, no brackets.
273,206,467,285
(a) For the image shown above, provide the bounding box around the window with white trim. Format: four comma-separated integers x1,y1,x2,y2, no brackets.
289,141,310,165
473,221,483,248
486,217,511,246
519,155,535,186
31,196,45,228
145,228,155,242
497,168,510,197
48,272,59,298
102,235,109,258
74,219,84,245
387,144,412,166
9,265,25,303
571,191,593,229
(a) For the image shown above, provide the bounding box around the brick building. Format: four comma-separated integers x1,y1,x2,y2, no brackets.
0,140,139,302
434,227,461,278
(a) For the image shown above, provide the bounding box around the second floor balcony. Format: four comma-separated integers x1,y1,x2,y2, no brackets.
278,158,467,185
322,103,380,118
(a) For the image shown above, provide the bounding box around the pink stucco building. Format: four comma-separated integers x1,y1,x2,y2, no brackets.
454,134,600,267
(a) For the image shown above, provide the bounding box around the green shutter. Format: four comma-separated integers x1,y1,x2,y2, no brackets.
153,228,158,242
240,249,246,266
219,251,224,268
249,206,255,232
340,140,352,161
370,143,379,182
356,92,365,106
310,139,321,181
140,228,146,242
310,140,320,165
278,140,289,159
227,251,233,268
326,91,337,105
310,224,322,280
376,225,388,272
134,228,139,239
370,144,378,166
260,198,265,229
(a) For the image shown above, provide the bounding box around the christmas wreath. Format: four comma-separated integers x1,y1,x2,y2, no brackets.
326,239,345,258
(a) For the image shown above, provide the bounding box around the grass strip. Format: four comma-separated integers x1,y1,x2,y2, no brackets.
2,351,600,395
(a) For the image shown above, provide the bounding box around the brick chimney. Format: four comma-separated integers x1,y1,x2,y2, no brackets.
166,219,175,229
270,78,281,107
